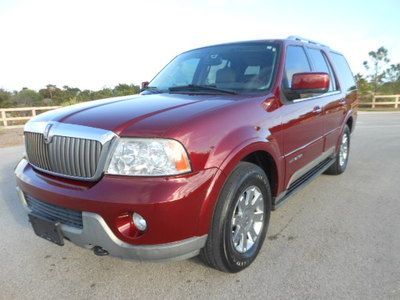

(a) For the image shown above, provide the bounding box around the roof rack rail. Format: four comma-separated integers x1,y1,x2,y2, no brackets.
287,36,329,48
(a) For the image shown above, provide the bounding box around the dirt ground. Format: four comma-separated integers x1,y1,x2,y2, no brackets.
0,127,24,148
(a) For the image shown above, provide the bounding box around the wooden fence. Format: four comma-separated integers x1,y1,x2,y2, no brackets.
0,106,61,128
360,95,400,109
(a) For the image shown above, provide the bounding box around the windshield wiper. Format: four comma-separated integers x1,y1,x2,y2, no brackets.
168,84,237,95
142,86,164,94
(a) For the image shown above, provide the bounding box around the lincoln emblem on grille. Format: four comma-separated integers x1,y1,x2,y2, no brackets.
43,123,53,144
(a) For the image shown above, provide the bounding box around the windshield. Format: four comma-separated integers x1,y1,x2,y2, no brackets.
146,42,279,94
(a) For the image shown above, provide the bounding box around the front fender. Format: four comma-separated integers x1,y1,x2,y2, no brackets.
197,136,283,235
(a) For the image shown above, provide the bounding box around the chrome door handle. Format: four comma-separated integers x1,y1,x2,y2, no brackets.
313,106,322,113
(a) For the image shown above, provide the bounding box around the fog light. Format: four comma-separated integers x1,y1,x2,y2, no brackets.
132,213,147,231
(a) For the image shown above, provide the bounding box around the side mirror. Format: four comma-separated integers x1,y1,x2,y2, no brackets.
291,72,329,94
141,81,150,91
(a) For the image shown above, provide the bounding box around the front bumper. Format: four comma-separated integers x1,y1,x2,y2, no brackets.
17,187,206,261
15,159,219,261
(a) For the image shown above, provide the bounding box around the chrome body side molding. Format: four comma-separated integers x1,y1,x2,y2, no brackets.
286,147,335,189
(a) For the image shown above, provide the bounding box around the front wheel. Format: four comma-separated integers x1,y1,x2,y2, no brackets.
325,125,351,175
200,162,271,273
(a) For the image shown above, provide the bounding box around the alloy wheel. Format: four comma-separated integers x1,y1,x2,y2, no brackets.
231,186,264,253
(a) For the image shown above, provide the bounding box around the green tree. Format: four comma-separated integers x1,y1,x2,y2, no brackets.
76,89,92,102
91,88,113,100
1,83,140,108
363,47,390,95
11,88,43,107
385,63,400,82
53,86,81,104
39,84,62,101
354,73,373,102
113,84,140,97
0,88,13,108
378,81,400,95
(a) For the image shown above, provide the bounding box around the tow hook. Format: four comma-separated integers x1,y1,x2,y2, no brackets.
93,246,109,256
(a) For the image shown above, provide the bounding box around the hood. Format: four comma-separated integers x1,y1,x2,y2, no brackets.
32,93,235,136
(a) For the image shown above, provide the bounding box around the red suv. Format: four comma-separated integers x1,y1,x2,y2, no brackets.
15,36,358,272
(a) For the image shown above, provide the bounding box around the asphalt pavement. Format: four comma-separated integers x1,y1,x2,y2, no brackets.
0,112,399,299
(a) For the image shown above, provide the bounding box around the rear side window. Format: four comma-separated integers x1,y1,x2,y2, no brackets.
307,48,337,91
284,46,311,88
330,52,356,92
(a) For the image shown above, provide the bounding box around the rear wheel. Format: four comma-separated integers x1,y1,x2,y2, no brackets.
200,162,271,273
325,125,351,175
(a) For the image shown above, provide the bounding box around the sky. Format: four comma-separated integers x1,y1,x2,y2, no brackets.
1,0,399,91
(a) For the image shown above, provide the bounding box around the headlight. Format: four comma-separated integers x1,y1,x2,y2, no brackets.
107,138,191,176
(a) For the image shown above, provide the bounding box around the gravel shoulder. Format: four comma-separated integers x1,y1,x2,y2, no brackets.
0,127,24,148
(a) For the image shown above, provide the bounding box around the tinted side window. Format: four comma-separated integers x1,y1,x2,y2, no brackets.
284,46,311,88
308,48,336,91
330,52,356,92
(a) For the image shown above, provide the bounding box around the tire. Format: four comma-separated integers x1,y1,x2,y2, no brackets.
325,125,351,175
200,161,271,273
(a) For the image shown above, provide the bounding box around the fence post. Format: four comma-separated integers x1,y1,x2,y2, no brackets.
1,110,7,127
32,108,36,116
372,96,376,108
396,96,399,109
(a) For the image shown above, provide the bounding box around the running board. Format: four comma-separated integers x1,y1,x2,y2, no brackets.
273,157,336,209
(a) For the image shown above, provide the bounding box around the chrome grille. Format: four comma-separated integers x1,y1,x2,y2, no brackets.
25,132,102,179
25,193,83,229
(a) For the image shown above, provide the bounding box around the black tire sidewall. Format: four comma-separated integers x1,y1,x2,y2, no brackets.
219,165,271,272
337,126,351,173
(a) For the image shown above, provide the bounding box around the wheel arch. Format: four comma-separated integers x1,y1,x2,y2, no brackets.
346,115,354,132
241,150,279,198
197,139,283,235
343,109,357,134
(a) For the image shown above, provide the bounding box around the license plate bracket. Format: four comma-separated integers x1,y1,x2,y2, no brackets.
28,213,64,246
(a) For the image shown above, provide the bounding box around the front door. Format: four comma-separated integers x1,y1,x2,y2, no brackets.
305,47,345,152
280,45,325,190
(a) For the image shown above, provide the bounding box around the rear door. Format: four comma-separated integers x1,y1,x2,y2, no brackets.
328,52,358,140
